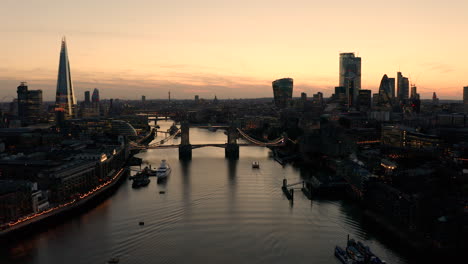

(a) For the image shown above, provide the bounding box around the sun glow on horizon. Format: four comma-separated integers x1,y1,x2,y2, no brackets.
1,0,467,100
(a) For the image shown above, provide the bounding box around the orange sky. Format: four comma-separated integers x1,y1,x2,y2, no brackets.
1,0,467,101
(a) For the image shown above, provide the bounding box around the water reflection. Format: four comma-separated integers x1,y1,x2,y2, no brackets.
0,120,409,264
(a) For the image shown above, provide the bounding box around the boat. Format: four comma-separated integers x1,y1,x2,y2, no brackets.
334,246,353,264
107,257,119,264
132,174,150,188
168,123,178,135
156,160,171,179
207,124,217,132
334,236,386,264
348,239,386,264
252,161,260,168
141,165,157,176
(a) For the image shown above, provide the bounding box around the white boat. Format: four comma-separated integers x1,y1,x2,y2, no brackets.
156,160,171,178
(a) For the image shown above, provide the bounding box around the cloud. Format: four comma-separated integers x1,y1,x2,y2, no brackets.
423,62,454,74
0,66,336,101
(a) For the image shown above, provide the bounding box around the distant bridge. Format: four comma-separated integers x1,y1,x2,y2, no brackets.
137,143,282,149
129,123,286,159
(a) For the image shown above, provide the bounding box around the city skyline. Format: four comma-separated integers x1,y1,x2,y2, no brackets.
1,1,467,101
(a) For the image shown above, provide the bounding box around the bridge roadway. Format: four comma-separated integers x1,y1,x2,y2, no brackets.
140,143,281,149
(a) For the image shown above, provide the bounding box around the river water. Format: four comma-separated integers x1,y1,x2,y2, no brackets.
1,120,409,264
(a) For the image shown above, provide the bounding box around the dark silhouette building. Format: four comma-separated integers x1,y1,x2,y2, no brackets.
463,86,468,105
91,88,100,103
84,91,90,104
339,53,361,106
397,72,409,101
272,78,293,108
357,89,372,111
378,74,393,105
17,82,42,125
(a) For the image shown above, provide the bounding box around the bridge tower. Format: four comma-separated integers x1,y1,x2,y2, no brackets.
225,123,239,159
179,121,192,160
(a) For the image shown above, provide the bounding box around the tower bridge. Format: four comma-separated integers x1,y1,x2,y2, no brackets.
129,122,286,160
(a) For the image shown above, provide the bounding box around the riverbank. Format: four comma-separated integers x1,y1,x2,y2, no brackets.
0,167,129,241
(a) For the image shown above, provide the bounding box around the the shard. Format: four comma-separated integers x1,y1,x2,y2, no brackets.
55,37,76,119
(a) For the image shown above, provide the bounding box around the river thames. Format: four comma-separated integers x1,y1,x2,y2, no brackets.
1,120,409,264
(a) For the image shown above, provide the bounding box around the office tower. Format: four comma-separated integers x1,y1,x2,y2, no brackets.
272,78,293,108
397,72,409,101
195,95,199,103
142,95,146,102
91,88,100,103
378,74,393,104
312,92,323,105
84,91,90,104
358,89,372,111
339,53,361,106
388,78,395,99
301,92,307,101
55,37,76,119
463,86,468,104
17,82,28,120
410,85,419,99
17,82,43,125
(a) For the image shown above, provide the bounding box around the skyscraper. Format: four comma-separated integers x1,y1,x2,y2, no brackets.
378,74,393,105
55,37,76,119
84,91,90,104
397,72,409,101
339,53,361,107
91,88,100,103
388,78,396,99
410,85,418,99
17,82,43,125
272,78,293,108
464,86,468,105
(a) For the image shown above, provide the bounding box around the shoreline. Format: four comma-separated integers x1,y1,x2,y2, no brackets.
0,167,128,241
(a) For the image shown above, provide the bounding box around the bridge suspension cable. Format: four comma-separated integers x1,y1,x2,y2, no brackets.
236,128,284,146
130,129,181,149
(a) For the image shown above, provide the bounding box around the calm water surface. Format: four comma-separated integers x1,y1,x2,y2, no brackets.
1,120,408,264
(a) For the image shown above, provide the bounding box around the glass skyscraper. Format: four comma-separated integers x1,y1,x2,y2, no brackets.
55,37,76,119
339,53,361,107
272,78,293,108
397,72,409,101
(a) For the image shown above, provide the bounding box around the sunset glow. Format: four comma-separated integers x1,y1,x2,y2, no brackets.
1,0,467,100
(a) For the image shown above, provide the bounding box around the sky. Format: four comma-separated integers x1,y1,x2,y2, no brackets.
1,0,467,101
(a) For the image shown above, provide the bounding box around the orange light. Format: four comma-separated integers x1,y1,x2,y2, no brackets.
1,168,124,230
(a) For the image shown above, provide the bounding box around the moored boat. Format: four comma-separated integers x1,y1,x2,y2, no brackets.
156,160,171,179
335,246,353,264
132,173,150,188
334,235,386,264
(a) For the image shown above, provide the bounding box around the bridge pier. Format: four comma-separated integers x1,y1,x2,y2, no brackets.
225,143,239,159
179,121,192,160
179,144,192,160
225,125,239,159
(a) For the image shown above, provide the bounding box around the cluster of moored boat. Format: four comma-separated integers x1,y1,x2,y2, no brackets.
132,160,171,188
335,236,386,264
